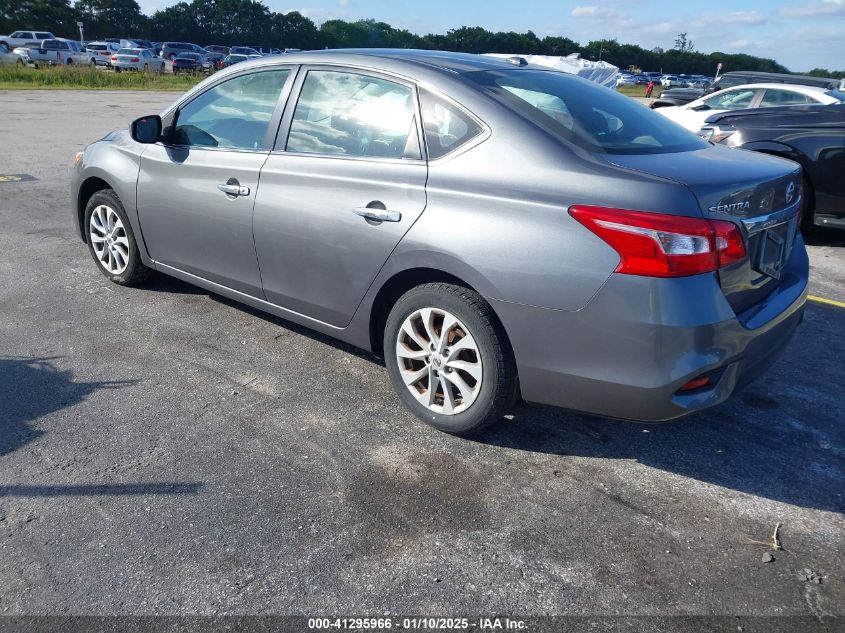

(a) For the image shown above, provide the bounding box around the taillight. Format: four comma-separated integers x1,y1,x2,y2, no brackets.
130,57,139,62
569,205,746,277
111,55,117,61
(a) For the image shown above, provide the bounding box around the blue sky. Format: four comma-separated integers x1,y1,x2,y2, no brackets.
137,0,845,71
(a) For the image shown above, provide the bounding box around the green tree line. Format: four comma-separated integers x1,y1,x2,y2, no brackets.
4,0,838,76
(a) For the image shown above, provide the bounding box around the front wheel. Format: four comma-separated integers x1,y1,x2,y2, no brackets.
84,189,152,286
384,283,518,435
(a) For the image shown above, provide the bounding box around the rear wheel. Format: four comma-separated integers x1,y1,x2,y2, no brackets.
384,283,518,435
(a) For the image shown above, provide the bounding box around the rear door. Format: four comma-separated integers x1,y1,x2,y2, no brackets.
253,67,427,327
136,67,296,296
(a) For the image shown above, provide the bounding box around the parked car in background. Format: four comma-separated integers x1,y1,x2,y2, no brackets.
14,38,94,67
86,41,120,66
710,71,840,94
205,45,230,56
111,48,166,73
251,46,282,55
172,52,209,74
686,78,712,90
616,73,638,87
699,103,845,230
661,75,686,88
651,87,706,108
657,84,844,131
160,42,205,61
221,53,248,67
72,50,808,434
0,40,22,65
230,46,261,56
128,38,154,50
0,30,55,50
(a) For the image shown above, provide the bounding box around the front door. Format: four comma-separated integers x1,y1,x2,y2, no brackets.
137,67,294,296
253,68,428,327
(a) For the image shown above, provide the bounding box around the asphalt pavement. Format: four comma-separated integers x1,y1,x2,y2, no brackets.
0,90,843,627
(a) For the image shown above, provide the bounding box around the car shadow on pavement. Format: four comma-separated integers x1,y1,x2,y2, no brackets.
803,226,845,246
478,389,845,514
0,356,136,457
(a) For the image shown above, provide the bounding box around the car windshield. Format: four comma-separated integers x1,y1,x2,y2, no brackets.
468,69,709,155
825,90,845,102
118,49,141,55
177,53,200,60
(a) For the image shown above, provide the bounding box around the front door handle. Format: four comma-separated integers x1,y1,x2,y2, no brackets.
217,183,250,197
352,206,401,222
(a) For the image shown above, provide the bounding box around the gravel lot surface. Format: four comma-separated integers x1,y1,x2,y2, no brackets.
0,90,843,628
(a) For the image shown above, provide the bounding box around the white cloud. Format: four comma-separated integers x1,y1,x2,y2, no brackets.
338,0,349,6
570,6,620,20
690,11,767,28
780,0,845,18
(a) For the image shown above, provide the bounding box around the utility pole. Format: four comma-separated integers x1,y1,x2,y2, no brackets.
77,21,84,45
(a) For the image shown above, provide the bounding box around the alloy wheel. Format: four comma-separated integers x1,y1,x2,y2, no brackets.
395,307,483,415
89,204,129,275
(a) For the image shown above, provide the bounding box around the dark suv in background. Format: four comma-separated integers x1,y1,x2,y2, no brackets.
159,41,204,60
700,103,845,230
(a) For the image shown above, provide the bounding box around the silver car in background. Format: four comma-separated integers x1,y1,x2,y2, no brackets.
70,50,808,435
111,48,165,73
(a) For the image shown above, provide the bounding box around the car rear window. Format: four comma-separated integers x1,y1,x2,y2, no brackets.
468,69,709,155
87,44,107,51
119,49,141,55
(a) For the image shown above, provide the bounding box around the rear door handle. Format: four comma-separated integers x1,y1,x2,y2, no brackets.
218,183,250,197
352,207,401,222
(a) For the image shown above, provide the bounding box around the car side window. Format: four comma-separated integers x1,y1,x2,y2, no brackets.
286,70,420,159
173,69,290,150
759,89,815,107
35,32,52,40
419,89,484,159
702,88,757,110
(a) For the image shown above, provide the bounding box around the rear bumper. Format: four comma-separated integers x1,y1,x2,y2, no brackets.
491,235,808,421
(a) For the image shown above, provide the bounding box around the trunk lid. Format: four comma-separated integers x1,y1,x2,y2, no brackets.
603,145,803,315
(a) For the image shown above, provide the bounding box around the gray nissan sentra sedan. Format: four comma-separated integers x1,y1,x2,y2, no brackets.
70,50,808,434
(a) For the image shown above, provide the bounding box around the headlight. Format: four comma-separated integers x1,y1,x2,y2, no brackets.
73,151,84,167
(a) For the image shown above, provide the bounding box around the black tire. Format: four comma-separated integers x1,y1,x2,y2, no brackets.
800,174,815,227
384,282,518,435
83,189,152,286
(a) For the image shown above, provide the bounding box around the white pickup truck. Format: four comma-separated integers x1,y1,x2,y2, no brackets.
15,38,95,67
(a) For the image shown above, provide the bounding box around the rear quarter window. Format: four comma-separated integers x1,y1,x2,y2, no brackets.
469,69,708,155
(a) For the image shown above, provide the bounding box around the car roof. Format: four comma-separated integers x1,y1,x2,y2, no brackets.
719,83,828,94
217,48,531,78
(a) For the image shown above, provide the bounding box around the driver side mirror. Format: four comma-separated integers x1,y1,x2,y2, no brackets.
690,104,711,112
130,115,162,144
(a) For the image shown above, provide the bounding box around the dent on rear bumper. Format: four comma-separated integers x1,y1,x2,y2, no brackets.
492,239,808,422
